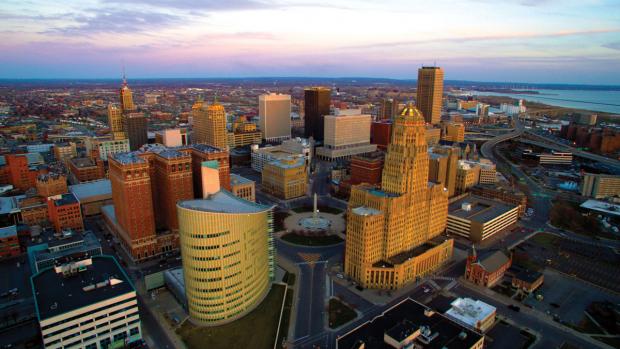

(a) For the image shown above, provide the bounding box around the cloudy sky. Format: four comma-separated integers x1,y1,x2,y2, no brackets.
1,0,619,84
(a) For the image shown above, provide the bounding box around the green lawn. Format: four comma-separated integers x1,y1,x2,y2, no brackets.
328,298,357,329
281,232,343,246
530,232,557,247
177,284,287,349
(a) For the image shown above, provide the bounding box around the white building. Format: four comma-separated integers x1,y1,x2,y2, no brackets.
445,298,496,333
315,109,377,161
500,99,526,116
85,137,131,161
32,255,142,349
538,151,572,165
251,138,312,172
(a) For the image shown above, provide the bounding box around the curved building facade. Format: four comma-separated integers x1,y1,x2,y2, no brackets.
177,191,274,326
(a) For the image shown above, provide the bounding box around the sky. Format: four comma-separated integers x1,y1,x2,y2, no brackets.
1,0,619,84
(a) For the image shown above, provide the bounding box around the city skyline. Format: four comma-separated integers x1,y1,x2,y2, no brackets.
1,0,620,84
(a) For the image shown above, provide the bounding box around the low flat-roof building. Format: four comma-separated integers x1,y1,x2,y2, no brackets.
336,297,484,349
581,173,620,199
31,255,142,349
0,225,20,259
69,179,113,216
251,138,311,172
512,270,544,294
230,174,255,202
27,230,102,273
262,156,307,200
580,199,620,218
448,195,519,242
444,298,496,333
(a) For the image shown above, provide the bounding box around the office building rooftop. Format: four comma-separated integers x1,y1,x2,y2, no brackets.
178,190,272,214
31,255,133,321
449,195,517,224
337,297,483,349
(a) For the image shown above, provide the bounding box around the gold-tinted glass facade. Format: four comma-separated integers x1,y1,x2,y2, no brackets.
177,195,274,326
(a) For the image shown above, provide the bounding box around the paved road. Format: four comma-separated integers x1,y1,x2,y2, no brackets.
454,283,612,349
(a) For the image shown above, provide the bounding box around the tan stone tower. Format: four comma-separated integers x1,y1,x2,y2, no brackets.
345,104,452,290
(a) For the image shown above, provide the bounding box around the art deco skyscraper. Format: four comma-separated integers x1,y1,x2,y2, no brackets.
304,87,331,141
119,75,136,113
345,104,452,290
416,66,444,125
194,100,228,149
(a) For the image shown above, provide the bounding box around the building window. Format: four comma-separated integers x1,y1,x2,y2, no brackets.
130,327,140,336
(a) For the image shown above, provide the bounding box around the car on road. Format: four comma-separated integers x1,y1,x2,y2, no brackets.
507,304,521,312
336,273,344,279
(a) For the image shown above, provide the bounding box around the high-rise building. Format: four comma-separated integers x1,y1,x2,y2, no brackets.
430,146,460,197
416,66,444,124
108,104,125,140
380,98,400,120
194,101,228,149
32,255,142,349
304,87,331,141
315,110,377,161
345,104,452,290
262,156,307,199
108,153,157,260
259,93,292,141
177,184,274,325
152,150,193,231
119,75,136,113
123,112,148,151
85,136,130,161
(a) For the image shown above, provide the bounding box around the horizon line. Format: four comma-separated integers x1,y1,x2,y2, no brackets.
1,76,619,88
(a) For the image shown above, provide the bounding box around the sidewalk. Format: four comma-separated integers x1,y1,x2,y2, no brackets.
276,255,301,342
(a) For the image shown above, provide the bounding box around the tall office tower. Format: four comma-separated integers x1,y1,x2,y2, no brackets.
177,181,274,325
431,145,460,197
380,98,400,120
345,104,452,290
315,110,377,161
259,93,292,142
108,104,126,140
109,153,157,260
416,66,444,125
153,150,193,231
304,87,331,141
193,101,228,149
455,160,481,195
32,255,142,349
123,112,148,151
190,97,203,126
119,75,136,113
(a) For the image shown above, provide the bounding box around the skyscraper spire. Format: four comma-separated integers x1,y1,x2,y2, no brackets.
122,63,127,86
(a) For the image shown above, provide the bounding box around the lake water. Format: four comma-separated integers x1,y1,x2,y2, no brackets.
472,89,620,114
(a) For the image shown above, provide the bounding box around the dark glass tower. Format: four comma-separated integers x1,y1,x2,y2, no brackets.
304,87,331,141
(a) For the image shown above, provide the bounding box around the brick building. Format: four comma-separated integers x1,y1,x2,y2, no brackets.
464,246,511,287
0,225,20,259
349,151,384,186
5,154,40,191
36,173,67,197
68,157,105,183
18,196,48,225
47,193,84,233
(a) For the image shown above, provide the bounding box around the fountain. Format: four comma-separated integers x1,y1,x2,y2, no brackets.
299,193,331,231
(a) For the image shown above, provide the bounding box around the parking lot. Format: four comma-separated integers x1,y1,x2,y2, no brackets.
523,269,620,325
516,233,620,293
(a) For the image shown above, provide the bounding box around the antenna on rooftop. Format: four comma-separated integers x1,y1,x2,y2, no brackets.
122,60,127,86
